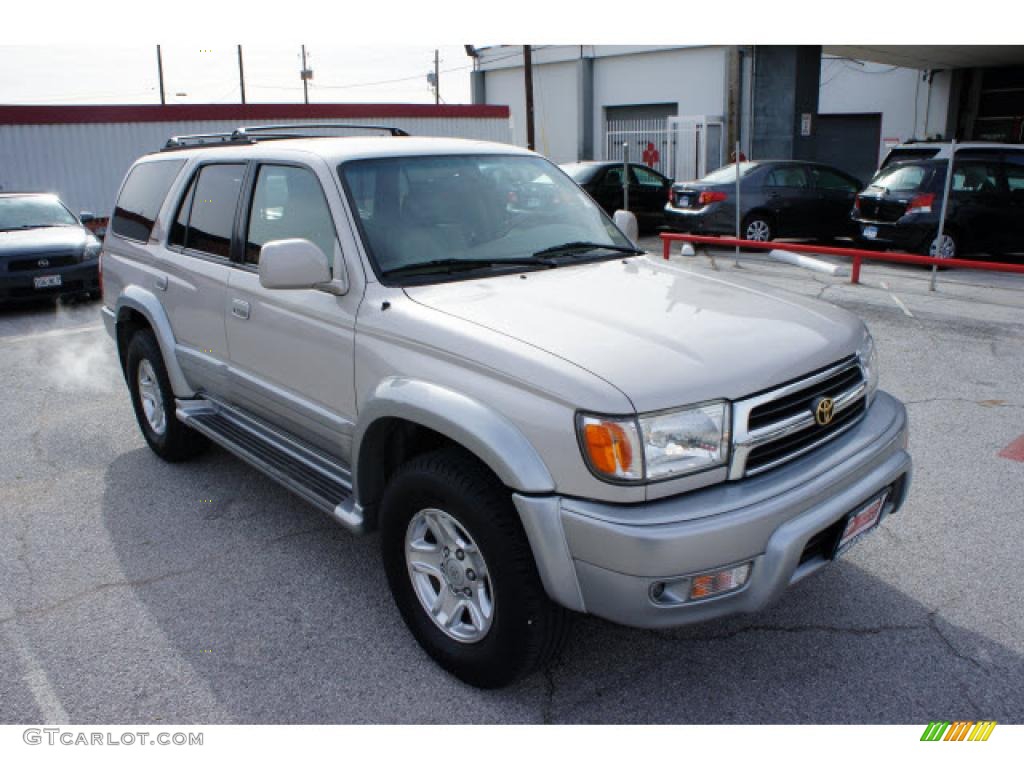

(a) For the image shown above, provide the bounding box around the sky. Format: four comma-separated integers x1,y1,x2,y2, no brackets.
0,45,473,105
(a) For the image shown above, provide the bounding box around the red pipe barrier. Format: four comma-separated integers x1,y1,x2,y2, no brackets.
659,233,1024,283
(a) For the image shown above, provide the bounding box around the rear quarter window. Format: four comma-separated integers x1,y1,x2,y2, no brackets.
111,159,185,242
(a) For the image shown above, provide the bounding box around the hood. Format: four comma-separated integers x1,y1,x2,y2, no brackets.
404,256,866,413
0,226,91,259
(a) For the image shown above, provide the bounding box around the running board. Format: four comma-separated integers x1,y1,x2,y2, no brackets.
175,398,364,534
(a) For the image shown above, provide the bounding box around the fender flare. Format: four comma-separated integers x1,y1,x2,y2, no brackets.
353,377,555,504
114,285,194,398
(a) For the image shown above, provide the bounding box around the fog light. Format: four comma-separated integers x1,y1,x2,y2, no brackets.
689,562,752,601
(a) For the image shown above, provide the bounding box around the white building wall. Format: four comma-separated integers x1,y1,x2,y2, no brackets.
0,115,513,216
818,59,953,161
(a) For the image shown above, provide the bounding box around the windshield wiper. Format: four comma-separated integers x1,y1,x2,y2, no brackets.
381,257,557,278
532,241,643,258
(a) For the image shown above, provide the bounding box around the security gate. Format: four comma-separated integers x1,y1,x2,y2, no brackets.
666,115,725,183
605,119,672,176
603,115,724,182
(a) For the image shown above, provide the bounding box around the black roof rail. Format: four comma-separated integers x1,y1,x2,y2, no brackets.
162,122,409,151
237,123,409,138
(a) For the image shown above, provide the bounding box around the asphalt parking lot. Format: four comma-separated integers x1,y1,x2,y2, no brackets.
1,247,1022,725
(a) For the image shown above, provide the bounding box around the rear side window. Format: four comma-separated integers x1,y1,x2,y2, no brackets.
111,159,185,242
765,166,808,188
244,165,336,264
952,162,999,193
169,164,245,258
811,167,858,192
1005,163,1024,192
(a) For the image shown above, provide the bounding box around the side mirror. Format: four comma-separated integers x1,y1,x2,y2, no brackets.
613,210,639,244
258,238,331,290
79,211,96,224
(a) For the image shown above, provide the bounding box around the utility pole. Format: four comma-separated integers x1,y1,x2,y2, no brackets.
237,45,246,104
156,45,166,105
301,45,310,105
434,49,440,105
523,45,535,151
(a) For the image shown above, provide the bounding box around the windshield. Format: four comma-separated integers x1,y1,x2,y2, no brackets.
0,196,78,231
698,162,758,184
339,154,632,281
868,163,930,193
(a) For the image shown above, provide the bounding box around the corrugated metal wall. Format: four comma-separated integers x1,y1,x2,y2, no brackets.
0,115,513,216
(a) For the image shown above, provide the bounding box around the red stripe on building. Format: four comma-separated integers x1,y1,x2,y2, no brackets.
0,103,510,125
998,435,1024,462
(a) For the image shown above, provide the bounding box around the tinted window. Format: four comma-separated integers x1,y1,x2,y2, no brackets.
952,162,999,193
811,167,858,192
112,159,184,242
181,164,245,258
168,173,196,249
631,165,665,187
245,165,336,264
1005,163,1024,192
765,166,809,188
602,167,624,187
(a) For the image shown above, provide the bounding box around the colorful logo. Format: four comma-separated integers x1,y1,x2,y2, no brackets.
920,721,997,742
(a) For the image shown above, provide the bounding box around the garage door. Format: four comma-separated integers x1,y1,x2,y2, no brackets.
813,113,882,187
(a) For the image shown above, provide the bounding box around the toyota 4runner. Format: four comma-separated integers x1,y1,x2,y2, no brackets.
101,125,912,688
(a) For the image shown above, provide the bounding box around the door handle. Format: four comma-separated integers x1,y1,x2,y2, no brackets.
231,299,250,320
155,275,168,291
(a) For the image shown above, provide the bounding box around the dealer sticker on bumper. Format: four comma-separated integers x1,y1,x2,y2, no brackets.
836,490,889,556
862,225,878,240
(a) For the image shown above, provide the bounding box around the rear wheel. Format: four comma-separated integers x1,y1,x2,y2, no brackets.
741,213,774,251
380,447,569,688
125,329,208,462
927,231,958,260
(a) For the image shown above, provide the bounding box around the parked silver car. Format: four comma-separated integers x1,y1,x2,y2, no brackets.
101,126,911,688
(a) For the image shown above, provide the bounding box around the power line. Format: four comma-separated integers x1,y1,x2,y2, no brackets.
312,64,471,91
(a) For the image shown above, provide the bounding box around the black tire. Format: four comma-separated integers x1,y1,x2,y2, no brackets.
380,447,569,689
125,329,208,462
741,213,774,250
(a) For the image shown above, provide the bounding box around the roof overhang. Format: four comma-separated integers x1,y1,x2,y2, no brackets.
824,45,1024,70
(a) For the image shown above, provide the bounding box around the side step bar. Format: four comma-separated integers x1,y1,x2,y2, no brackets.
176,398,365,533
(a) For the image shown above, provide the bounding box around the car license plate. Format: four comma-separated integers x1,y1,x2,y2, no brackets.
862,225,878,240
34,274,62,289
679,195,691,207
835,490,889,556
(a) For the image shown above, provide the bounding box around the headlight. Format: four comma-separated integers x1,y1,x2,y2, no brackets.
83,237,102,261
578,400,730,483
858,332,879,405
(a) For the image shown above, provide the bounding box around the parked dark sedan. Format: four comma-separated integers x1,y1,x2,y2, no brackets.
664,161,863,243
853,154,1024,259
0,193,102,305
561,161,672,230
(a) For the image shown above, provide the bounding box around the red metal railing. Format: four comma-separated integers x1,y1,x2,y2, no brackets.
658,233,1024,284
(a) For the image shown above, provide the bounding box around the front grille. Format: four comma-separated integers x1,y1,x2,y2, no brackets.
746,398,866,473
733,357,867,478
8,253,78,272
748,363,863,431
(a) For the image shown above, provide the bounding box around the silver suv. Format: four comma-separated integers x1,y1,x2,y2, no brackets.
101,125,912,688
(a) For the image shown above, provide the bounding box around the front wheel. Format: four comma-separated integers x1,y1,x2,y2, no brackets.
125,329,208,462
380,447,568,688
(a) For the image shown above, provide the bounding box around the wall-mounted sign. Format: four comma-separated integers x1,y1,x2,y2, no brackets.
800,113,812,137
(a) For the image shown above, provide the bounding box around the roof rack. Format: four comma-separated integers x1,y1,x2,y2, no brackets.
162,122,409,151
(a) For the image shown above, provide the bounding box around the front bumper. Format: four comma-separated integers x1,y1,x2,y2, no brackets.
515,390,911,628
0,260,99,302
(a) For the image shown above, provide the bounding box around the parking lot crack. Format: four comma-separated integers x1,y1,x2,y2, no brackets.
657,621,930,644
903,397,1024,410
927,612,985,671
